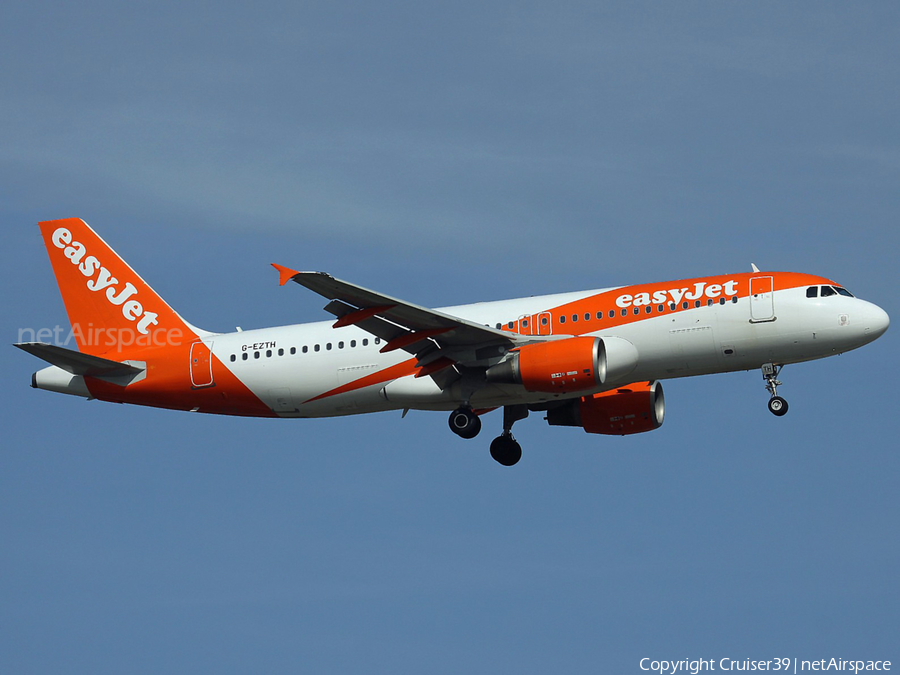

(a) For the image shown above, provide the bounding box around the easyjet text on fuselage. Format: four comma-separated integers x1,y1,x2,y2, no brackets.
615,280,740,309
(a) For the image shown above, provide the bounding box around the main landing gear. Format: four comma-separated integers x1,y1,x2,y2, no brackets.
447,404,528,466
448,407,481,439
761,363,789,416
490,434,521,467
490,405,528,467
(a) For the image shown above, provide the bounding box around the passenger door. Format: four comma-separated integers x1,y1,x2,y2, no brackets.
749,276,775,323
189,340,214,388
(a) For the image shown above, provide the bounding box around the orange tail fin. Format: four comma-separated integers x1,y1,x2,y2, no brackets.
39,218,197,356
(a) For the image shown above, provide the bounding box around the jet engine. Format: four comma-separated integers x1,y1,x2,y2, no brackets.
485,336,639,394
546,380,665,435
485,336,600,394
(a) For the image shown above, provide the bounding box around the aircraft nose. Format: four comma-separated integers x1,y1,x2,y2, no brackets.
862,302,890,341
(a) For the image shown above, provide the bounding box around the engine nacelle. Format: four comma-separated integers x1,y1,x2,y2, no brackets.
485,336,639,394
486,337,601,394
599,336,639,384
546,380,665,435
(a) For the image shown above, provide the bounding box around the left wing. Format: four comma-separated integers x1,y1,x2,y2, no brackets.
272,265,538,381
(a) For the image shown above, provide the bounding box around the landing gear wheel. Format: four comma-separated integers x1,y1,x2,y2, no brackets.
490,434,522,466
761,364,789,417
768,396,789,416
448,408,481,439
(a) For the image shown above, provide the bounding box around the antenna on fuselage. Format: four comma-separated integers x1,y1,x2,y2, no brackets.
751,263,760,273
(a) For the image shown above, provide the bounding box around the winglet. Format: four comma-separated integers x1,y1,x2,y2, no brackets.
272,263,300,286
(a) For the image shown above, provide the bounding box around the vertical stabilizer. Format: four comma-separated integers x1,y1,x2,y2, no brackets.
38,218,196,356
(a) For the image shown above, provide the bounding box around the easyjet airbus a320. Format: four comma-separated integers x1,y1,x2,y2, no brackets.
17,218,890,465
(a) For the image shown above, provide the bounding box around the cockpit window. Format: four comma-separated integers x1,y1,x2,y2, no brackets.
806,287,818,298
820,286,836,297
834,287,854,297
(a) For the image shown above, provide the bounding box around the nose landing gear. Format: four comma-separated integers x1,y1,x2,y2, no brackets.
761,363,789,416
768,396,788,415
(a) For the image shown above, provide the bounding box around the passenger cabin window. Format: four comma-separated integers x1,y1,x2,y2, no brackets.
806,286,818,298
821,286,837,297
560,316,566,324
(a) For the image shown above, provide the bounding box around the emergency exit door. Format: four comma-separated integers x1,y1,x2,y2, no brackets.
517,312,553,336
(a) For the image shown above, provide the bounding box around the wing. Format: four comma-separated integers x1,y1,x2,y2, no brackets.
272,265,535,384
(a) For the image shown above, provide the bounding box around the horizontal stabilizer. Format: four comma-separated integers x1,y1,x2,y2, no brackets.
14,342,144,377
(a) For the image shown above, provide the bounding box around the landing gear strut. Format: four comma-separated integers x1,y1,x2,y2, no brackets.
448,407,481,439
490,405,528,466
761,363,789,416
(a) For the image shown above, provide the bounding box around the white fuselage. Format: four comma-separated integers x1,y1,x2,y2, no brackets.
207,283,888,418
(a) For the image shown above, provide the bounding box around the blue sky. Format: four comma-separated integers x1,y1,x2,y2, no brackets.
2,2,898,672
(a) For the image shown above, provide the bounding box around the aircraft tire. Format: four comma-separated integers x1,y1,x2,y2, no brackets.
490,435,522,466
449,408,481,439
768,396,789,416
